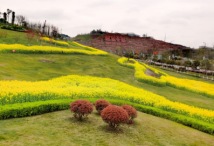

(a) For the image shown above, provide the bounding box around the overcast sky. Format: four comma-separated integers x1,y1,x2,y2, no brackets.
0,0,214,48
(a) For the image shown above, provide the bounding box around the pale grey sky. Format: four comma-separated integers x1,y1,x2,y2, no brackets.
0,0,214,48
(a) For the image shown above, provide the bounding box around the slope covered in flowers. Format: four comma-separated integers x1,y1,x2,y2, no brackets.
0,75,214,134
41,37,69,46
0,37,213,135
118,57,214,98
0,42,107,55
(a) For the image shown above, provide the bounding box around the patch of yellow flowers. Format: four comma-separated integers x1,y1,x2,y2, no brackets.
0,43,107,55
118,57,214,97
40,37,69,46
118,57,167,86
0,75,214,123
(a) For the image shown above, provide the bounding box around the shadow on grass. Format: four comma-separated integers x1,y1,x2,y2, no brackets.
67,116,94,124
127,120,140,127
0,135,7,141
93,112,101,117
98,125,125,134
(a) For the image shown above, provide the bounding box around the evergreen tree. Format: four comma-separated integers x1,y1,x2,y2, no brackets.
12,11,15,25
3,12,7,23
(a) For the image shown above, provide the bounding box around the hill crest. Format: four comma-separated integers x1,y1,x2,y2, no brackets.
74,32,190,57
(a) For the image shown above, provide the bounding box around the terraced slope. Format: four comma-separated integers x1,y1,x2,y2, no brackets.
0,29,214,136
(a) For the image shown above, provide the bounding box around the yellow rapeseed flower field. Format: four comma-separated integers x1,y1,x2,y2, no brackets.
40,37,69,46
118,57,214,97
0,75,214,123
0,43,107,55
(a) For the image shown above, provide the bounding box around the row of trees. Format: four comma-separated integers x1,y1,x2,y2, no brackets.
153,57,212,70
0,9,15,24
0,8,60,38
27,21,59,38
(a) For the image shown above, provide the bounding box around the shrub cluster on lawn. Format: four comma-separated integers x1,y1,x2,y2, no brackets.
70,99,137,129
122,105,137,124
101,105,129,128
94,99,110,114
70,100,93,120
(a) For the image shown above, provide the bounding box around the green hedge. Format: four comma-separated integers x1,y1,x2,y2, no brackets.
0,100,70,119
0,98,213,135
1,25,26,32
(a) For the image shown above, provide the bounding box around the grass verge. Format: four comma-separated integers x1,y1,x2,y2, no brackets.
1,98,214,135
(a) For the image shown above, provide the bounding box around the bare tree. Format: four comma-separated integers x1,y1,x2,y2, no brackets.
47,25,50,36
7,9,12,23
36,22,42,33
26,30,35,44
51,25,59,38
42,20,46,34
16,15,26,26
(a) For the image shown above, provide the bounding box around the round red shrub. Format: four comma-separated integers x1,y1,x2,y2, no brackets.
101,105,129,128
70,100,93,120
122,105,137,124
95,99,110,114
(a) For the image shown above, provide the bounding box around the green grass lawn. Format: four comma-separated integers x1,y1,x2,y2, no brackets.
0,29,214,144
0,53,214,110
0,28,70,47
0,28,46,46
0,110,213,146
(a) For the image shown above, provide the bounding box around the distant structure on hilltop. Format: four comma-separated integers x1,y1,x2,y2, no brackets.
60,34,71,40
74,30,191,58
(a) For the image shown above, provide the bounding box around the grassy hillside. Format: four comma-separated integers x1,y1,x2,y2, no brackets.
0,53,213,110
0,110,214,146
0,28,48,46
0,29,214,144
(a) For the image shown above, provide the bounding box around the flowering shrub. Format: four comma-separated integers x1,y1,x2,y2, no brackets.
101,105,129,128
70,100,93,120
122,105,137,124
95,99,110,114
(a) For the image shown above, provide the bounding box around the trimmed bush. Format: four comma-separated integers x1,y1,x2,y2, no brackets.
70,100,93,120
95,99,110,114
101,105,129,128
1,98,214,134
122,105,137,124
